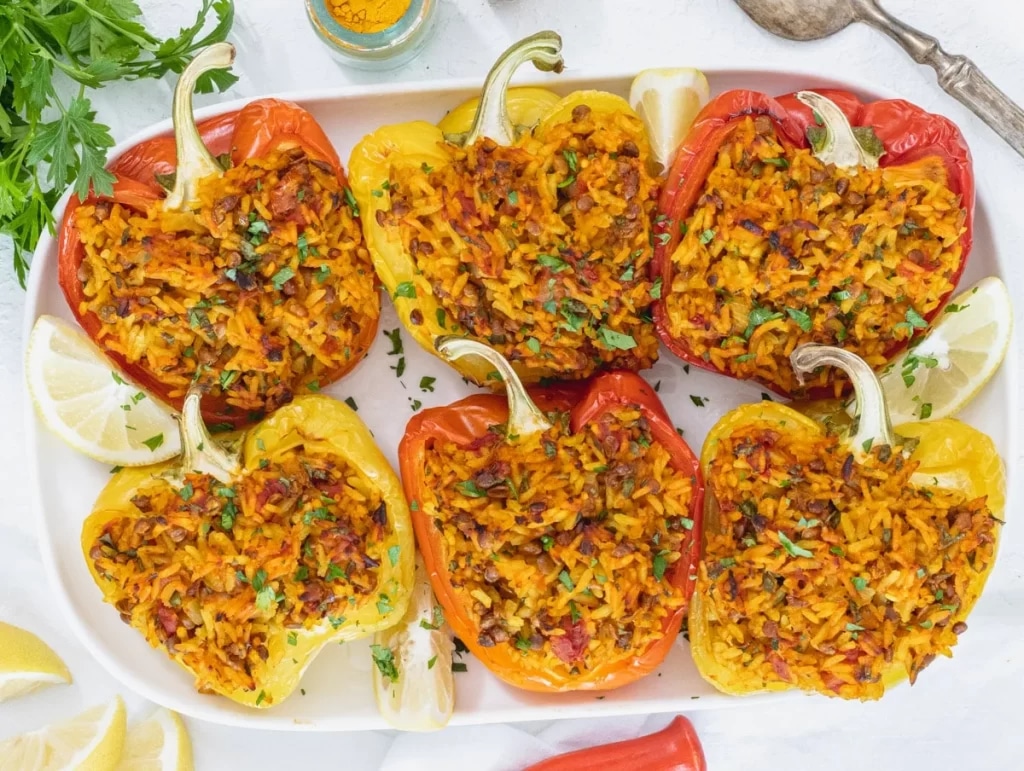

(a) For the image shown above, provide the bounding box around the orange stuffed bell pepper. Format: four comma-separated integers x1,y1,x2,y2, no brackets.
83,389,414,708
399,338,703,691
59,43,379,428
349,31,661,386
690,344,1003,700
652,89,973,399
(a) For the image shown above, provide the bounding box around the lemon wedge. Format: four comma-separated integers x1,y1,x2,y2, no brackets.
371,556,454,731
874,276,1012,424
26,315,181,466
0,696,126,771
116,709,193,771
628,67,711,172
0,621,71,703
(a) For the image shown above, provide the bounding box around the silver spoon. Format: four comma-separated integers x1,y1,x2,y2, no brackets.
734,0,1024,158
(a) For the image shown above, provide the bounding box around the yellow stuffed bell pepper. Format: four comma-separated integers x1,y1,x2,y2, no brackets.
349,31,661,386
83,389,415,708
690,344,1004,700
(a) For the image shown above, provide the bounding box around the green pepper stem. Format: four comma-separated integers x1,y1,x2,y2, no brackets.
435,336,552,438
173,387,241,486
459,31,564,147
791,343,895,458
164,43,236,211
796,91,884,171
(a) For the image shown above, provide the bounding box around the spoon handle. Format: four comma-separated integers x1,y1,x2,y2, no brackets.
855,0,1024,158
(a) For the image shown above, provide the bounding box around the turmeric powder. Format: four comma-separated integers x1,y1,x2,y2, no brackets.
328,0,412,34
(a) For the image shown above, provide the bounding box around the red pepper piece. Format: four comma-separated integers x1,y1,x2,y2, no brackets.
652,87,974,398
400,338,704,692
58,50,373,427
522,715,706,771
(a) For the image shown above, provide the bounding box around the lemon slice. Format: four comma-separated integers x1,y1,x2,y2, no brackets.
116,709,193,771
0,695,126,771
371,556,454,731
875,276,1012,424
0,622,71,703
628,67,711,172
26,315,181,466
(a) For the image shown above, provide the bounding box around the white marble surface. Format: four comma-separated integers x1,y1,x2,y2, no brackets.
2,0,1024,768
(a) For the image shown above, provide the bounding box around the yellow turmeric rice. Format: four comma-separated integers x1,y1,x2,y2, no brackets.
421,408,694,682
663,116,966,395
88,444,387,701
73,147,378,420
698,420,998,699
383,105,660,380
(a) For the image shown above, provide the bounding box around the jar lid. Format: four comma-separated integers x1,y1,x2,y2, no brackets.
306,0,436,69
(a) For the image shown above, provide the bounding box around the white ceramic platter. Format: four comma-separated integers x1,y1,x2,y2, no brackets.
23,68,1018,731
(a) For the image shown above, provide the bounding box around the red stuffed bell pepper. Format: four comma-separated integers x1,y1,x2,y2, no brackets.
400,338,704,692
652,88,973,398
59,44,379,428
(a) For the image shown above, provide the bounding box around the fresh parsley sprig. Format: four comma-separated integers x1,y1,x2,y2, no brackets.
0,0,237,286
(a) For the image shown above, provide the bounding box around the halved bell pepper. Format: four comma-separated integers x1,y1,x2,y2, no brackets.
349,31,661,386
400,338,703,691
59,43,379,428
652,88,974,398
83,389,414,708
690,344,1003,700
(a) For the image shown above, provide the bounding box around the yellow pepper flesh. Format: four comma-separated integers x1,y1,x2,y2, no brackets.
82,395,415,708
349,86,648,386
690,400,1004,697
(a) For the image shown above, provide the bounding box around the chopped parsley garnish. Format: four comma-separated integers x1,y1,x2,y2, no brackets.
387,545,401,567
777,531,813,558
271,266,295,291
419,376,436,392
526,337,541,354
689,395,705,407
649,277,663,299
652,550,670,581
178,483,194,501
597,326,636,350
344,396,358,411
557,570,575,591
370,644,399,682
536,253,569,272
455,480,487,498
420,605,444,631
142,434,164,451
743,305,783,339
785,307,812,332
376,594,393,615
852,576,868,592
507,190,519,206
343,187,360,217
540,535,554,551
699,228,715,245
325,562,347,581
393,281,417,299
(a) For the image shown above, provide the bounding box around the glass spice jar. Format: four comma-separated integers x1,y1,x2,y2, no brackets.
306,0,438,71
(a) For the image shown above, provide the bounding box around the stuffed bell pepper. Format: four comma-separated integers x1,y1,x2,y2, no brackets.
83,389,415,707
652,89,973,397
400,338,703,691
350,31,661,386
690,344,1003,699
60,44,379,428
